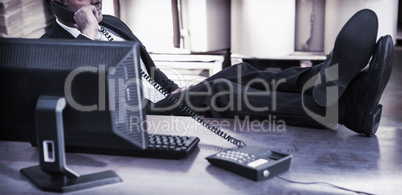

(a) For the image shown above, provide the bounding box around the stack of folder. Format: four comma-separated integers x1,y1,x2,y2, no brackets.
0,0,54,38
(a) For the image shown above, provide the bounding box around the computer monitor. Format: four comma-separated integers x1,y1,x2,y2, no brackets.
0,38,148,153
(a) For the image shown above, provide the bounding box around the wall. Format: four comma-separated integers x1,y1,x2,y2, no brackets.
120,0,175,53
231,0,296,58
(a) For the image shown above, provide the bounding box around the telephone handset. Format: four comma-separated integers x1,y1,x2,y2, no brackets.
50,0,246,147
51,1,76,24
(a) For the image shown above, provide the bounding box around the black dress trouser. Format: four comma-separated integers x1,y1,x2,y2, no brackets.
146,62,329,128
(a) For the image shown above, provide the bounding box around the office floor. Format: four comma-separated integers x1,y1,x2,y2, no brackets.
1,48,402,195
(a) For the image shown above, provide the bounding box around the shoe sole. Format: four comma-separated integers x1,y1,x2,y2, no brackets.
363,104,382,136
313,9,378,106
360,35,394,136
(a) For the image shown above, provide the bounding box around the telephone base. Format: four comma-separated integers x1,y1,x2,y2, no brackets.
206,146,292,181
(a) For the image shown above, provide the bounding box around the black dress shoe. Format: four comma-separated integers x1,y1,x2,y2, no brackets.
339,35,394,136
313,9,378,107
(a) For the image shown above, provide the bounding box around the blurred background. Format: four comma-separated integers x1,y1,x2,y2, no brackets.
0,0,400,84
1,0,399,54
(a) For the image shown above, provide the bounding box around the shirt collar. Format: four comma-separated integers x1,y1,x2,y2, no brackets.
56,17,83,38
55,17,125,42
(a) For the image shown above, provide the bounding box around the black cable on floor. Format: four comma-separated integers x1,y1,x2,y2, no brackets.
274,175,375,195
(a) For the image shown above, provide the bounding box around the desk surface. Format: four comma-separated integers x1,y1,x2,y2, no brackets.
1,114,401,195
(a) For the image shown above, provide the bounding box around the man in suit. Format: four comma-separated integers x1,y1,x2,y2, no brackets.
43,0,393,137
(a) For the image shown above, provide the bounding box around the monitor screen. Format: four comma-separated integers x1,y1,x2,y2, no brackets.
0,38,148,153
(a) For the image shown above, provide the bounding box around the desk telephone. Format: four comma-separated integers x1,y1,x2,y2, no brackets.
50,1,292,180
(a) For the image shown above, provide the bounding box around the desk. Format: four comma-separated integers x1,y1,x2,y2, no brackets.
1,115,401,194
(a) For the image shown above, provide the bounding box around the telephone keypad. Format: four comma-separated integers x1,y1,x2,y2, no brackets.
216,151,259,165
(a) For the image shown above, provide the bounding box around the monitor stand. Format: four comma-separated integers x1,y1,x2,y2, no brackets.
20,96,122,192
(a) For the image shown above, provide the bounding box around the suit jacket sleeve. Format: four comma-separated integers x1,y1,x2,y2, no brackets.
40,15,179,93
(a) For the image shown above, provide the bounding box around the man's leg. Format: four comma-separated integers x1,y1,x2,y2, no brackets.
204,62,312,93
148,78,327,129
148,9,382,132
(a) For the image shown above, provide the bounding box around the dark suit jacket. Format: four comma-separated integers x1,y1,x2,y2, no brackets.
41,15,179,92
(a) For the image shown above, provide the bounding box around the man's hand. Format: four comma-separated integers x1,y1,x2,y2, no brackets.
73,5,100,39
